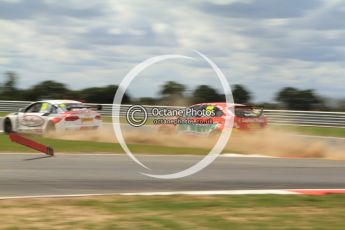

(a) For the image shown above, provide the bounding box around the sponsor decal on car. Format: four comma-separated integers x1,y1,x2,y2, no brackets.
19,115,45,127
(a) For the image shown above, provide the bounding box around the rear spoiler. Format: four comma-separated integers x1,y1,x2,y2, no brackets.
235,105,263,110
67,104,102,111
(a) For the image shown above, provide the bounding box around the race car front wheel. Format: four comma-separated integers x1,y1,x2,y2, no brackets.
4,118,13,134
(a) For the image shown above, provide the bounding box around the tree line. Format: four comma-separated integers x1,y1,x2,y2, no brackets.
0,71,131,104
0,71,344,111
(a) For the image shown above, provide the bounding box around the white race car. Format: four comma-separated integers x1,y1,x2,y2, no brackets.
3,100,102,135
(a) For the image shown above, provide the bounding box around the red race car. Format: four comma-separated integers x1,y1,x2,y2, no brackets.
158,102,268,135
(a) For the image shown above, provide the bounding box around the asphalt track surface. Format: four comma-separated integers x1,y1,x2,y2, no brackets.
1,118,345,197
0,153,345,197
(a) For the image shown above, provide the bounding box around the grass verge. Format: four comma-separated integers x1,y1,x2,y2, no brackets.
1,195,345,229
0,111,9,117
0,134,210,154
271,125,345,138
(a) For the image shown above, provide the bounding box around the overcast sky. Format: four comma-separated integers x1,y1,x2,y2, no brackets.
0,0,344,102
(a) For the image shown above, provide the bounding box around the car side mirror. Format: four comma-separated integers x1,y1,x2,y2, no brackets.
18,108,24,112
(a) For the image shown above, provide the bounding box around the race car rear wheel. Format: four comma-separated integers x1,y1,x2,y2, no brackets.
4,118,13,134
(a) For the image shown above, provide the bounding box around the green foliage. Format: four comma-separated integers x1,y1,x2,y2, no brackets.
276,87,322,110
232,84,251,104
0,71,19,100
159,81,187,105
137,97,158,105
192,85,225,104
160,81,186,97
336,99,345,111
0,71,131,103
23,80,74,101
79,85,130,103
1,71,343,111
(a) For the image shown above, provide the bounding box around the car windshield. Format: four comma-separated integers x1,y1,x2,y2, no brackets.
57,103,87,111
234,106,263,118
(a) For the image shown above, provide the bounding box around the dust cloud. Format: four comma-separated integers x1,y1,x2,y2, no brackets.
48,124,345,160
